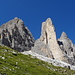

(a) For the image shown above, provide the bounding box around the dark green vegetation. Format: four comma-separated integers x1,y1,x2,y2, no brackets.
0,45,75,75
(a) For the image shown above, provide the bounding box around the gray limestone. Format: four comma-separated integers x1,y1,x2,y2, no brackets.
32,39,54,58
0,17,34,52
32,18,68,62
58,32,75,65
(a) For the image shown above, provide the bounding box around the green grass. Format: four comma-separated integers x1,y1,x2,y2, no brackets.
0,45,75,75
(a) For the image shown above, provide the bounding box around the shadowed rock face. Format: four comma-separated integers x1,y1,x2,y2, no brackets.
0,17,34,52
58,32,75,65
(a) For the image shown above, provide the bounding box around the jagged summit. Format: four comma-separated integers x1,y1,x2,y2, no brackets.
46,18,52,25
2,17,23,25
0,17,24,31
31,18,75,65
0,18,34,52
32,18,68,62
58,32,75,65
14,17,20,19
60,32,68,38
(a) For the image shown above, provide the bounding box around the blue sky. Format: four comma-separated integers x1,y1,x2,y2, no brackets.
0,0,75,43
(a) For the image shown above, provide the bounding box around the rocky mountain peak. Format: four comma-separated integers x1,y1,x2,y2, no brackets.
58,32,75,65
1,17,75,66
32,18,67,62
60,32,68,39
32,18,75,65
0,18,34,52
4,17,23,25
46,18,52,25
40,18,55,44
14,17,19,19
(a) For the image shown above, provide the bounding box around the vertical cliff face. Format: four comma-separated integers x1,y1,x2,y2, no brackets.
40,18,66,61
32,18,68,62
0,17,34,52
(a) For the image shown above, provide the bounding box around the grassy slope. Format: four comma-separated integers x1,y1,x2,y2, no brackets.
0,45,75,75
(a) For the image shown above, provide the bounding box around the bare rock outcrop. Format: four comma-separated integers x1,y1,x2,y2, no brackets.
58,32,75,65
32,18,68,62
32,39,54,58
0,17,34,52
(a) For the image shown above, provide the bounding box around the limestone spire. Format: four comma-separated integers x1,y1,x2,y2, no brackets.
40,18,55,44
40,18,67,61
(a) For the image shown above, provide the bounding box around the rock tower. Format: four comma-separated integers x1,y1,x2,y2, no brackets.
40,18,65,60
32,18,67,62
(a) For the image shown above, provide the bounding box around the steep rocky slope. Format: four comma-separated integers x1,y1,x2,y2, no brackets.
0,45,75,75
0,17,34,52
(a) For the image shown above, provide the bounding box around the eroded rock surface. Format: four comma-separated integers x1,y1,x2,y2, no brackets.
0,17,34,52
32,39,54,59
32,18,68,62
58,32,75,65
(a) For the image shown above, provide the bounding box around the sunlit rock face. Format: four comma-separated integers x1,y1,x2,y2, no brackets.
40,18,67,61
58,32,75,65
32,18,68,62
0,17,34,52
